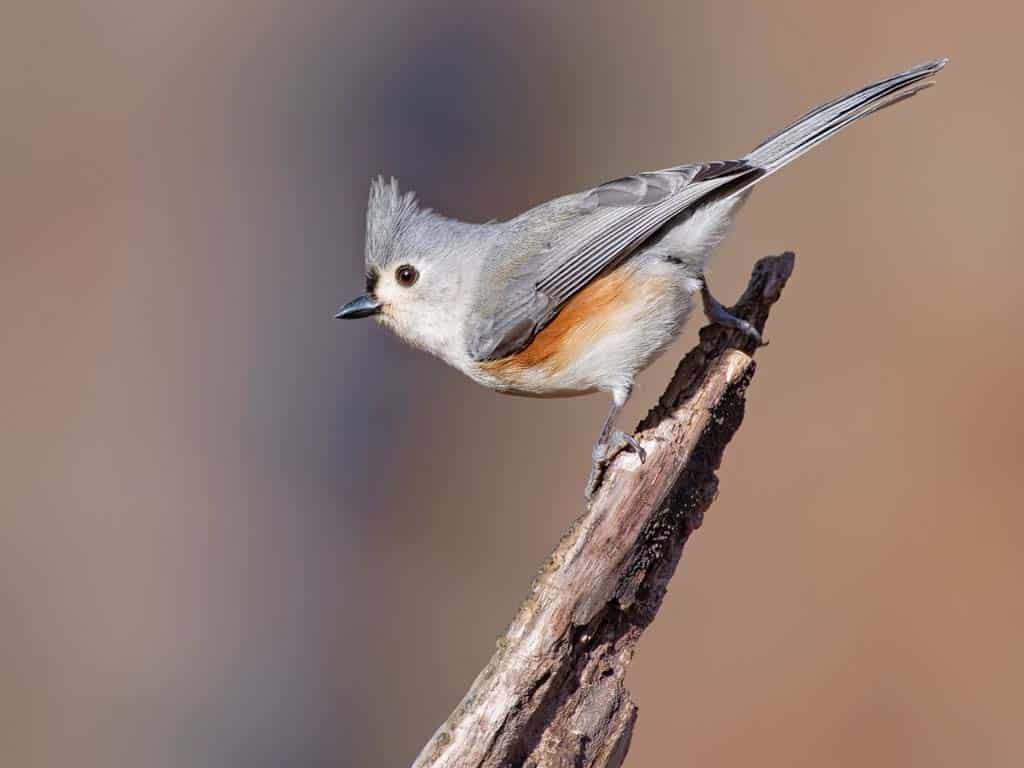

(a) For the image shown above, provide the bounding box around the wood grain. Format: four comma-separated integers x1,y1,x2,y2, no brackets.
413,253,796,768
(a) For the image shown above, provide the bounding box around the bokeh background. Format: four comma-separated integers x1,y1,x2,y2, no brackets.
3,2,1021,766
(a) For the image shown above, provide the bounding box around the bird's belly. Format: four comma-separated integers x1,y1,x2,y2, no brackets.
470,259,699,398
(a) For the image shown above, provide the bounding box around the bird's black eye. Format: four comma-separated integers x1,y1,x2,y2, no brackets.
395,264,419,287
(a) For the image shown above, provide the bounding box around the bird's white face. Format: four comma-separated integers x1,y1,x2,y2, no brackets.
371,258,468,367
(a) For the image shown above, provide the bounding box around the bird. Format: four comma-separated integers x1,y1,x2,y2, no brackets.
335,58,947,499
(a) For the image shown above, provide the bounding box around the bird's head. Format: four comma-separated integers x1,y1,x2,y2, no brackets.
336,177,468,360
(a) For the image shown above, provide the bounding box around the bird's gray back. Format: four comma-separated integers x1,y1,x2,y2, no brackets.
465,161,761,361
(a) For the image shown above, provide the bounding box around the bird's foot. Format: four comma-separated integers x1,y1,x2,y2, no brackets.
584,430,647,501
701,281,765,346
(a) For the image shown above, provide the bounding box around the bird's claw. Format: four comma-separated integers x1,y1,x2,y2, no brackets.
584,430,646,501
701,280,765,346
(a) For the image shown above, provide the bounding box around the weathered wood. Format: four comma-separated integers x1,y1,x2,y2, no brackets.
412,253,796,768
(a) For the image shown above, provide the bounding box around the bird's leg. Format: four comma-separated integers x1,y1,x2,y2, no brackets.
584,389,646,501
701,274,764,345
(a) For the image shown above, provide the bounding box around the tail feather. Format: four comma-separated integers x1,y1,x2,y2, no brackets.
744,58,947,173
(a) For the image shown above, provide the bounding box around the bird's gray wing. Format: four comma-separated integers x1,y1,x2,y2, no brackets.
468,160,763,361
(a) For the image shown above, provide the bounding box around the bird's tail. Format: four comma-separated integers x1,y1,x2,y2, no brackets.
744,58,947,173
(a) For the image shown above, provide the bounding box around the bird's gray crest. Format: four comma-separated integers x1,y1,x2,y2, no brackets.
365,176,430,272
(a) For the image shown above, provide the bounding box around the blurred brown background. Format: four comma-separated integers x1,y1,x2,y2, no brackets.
2,1,1021,766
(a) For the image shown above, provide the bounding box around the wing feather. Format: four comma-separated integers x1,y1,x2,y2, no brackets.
468,160,761,361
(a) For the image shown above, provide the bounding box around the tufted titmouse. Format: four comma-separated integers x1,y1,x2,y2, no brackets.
336,58,947,497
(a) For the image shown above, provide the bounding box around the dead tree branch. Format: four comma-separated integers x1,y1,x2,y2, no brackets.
412,253,796,768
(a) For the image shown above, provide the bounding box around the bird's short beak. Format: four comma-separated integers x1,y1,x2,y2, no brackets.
334,294,382,320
